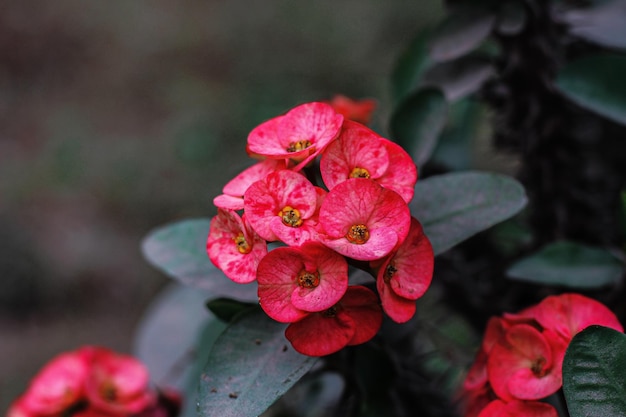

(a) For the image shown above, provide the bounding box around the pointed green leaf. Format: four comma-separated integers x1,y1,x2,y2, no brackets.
142,218,258,301
563,326,626,417
390,88,448,167
506,241,623,289
391,29,433,104
198,308,317,417
132,284,227,417
555,53,626,126
560,0,626,50
428,6,496,62
206,297,257,323
411,171,527,255
422,55,495,102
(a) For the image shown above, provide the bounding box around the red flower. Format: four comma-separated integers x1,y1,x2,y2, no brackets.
246,102,343,170
244,170,320,245
327,95,376,125
374,218,433,322
213,159,287,210
509,293,624,342
318,178,411,261
15,351,89,416
487,324,567,401
284,286,383,356
320,121,417,203
83,347,157,415
256,242,348,323
477,399,557,417
207,209,267,283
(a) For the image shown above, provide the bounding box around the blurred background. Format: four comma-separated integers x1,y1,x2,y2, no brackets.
0,0,444,410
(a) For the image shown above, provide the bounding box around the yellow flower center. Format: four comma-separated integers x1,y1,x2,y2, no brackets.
297,270,320,288
346,224,370,244
286,140,312,153
350,167,370,179
100,380,118,402
279,206,303,227
233,233,251,254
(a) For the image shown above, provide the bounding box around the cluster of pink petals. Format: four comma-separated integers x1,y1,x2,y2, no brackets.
207,99,434,356
8,346,180,417
461,293,624,417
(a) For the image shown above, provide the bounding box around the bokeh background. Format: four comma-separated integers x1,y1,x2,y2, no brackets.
0,0,446,410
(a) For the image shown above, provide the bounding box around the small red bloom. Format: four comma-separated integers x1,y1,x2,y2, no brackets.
477,399,557,417
247,102,343,170
257,242,348,323
83,347,157,415
318,178,411,261
510,293,624,342
374,218,433,322
327,95,377,125
487,324,567,401
213,159,287,210
320,121,417,203
17,351,88,416
207,209,267,283
244,170,320,245
284,286,383,356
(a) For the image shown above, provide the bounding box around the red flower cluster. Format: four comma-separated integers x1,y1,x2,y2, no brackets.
8,346,179,417
207,100,434,356
461,293,624,417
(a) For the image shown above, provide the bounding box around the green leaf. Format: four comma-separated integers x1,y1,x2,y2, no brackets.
141,218,258,301
555,53,626,126
422,55,495,102
431,99,486,171
428,6,496,62
132,284,227,417
410,171,527,255
198,308,317,417
391,29,433,104
563,326,626,417
559,0,626,51
506,241,623,289
206,297,257,323
389,88,448,167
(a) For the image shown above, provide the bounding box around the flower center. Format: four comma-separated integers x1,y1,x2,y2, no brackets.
297,270,320,288
384,262,397,283
531,357,548,377
279,206,303,227
346,224,370,244
286,140,312,153
350,167,370,179
100,380,118,402
233,233,251,254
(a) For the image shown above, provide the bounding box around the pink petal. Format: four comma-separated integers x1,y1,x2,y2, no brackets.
377,139,418,203
222,159,286,196
244,170,317,242
207,209,267,283
487,324,559,401
257,247,309,323
377,274,416,323
285,310,355,357
246,116,287,158
319,120,389,191
340,285,383,345
377,217,433,300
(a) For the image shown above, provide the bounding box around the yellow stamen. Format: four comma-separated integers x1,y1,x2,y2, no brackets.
350,167,370,179
346,224,370,244
286,140,312,153
279,206,303,227
233,233,251,254
297,270,320,288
